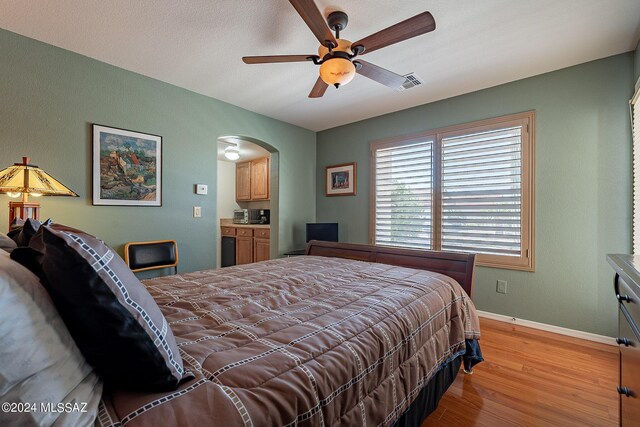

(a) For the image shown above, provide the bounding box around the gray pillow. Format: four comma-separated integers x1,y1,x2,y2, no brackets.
0,232,16,253
0,250,102,426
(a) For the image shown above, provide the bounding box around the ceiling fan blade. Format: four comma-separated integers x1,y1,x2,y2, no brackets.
355,60,407,89
309,77,328,98
352,12,435,55
243,55,317,64
289,0,337,47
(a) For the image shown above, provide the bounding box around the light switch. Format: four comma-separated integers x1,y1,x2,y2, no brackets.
496,280,507,294
193,206,202,218
195,184,208,195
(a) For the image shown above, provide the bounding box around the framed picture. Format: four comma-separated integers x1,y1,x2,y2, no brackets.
92,124,162,206
325,162,356,196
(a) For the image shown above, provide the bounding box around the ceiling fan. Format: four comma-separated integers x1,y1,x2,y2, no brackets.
242,0,436,98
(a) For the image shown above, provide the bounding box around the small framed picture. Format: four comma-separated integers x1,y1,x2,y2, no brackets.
92,124,162,206
325,162,356,196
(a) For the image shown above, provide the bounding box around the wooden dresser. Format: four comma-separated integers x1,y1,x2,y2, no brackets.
607,254,640,425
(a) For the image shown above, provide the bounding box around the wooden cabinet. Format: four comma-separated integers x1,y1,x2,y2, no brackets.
253,229,270,262
237,228,254,238
236,162,252,201
235,228,253,265
254,228,270,239
221,227,236,237
236,236,253,265
250,157,269,200
236,157,269,201
223,226,270,266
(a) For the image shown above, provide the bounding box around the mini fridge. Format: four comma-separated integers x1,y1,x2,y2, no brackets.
221,236,236,267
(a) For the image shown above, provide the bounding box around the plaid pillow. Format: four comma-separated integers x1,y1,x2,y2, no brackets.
36,226,184,391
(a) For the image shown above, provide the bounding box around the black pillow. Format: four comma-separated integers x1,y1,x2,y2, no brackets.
8,217,25,231
35,226,184,391
10,222,87,277
10,247,44,277
8,218,51,247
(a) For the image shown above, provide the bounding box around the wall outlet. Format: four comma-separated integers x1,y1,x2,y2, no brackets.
496,280,508,294
193,206,202,218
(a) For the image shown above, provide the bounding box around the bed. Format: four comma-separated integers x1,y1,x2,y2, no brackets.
0,225,482,427
96,240,483,427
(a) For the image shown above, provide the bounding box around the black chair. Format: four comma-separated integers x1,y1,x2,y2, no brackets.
124,240,178,275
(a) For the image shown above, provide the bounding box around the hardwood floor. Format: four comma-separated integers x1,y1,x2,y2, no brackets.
424,318,619,426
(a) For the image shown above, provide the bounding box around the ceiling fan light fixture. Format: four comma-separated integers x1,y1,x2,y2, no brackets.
224,145,240,161
319,57,356,88
243,3,437,98
318,38,353,58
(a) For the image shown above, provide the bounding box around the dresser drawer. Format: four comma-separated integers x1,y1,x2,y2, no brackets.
608,255,640,426
221,227,236,237
254,228,270,239
236,228,254,237
618,275,640,328
619,307,640,424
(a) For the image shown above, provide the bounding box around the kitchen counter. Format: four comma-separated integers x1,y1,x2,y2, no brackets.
220,218,270,229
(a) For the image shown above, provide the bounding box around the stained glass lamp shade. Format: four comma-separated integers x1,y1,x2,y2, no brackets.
0,157,78,227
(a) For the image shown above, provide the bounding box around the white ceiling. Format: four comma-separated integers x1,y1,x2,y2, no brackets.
217,136,270,163
1,0,639,132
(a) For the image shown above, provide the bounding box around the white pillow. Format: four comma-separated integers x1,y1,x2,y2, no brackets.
0,233,16,253
0,250,102,426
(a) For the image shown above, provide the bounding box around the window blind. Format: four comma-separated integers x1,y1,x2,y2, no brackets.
371,111,534,271
374,141,433,250
441,127,522,256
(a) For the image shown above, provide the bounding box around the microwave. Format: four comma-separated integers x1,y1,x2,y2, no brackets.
233,209,270,224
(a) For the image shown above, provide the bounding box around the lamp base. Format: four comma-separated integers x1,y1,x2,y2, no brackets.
9,201,40,228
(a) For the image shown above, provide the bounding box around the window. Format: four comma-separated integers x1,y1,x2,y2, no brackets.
371,111,535,271
374,140,434,250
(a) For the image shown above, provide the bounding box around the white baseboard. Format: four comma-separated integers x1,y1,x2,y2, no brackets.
477,310,617,346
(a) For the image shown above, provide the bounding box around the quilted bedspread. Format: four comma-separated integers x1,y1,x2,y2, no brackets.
97,256,481,427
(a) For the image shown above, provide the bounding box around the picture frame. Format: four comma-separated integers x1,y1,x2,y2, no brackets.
92,124,162,206
325,162,356,196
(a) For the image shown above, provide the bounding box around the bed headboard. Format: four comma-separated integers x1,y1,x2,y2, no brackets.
305,240,476,297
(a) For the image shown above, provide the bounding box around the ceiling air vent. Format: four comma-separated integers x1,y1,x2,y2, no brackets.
397,73,424,91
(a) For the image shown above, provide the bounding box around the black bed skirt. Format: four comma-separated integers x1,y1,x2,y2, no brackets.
392,356,461,427
393,339,483,427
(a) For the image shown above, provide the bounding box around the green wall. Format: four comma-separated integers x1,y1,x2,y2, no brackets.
635,39,640,82
1,26,635,336
0,28,316,274
316,53,634,337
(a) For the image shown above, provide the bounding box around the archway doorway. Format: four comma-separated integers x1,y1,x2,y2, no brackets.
216,136,279,267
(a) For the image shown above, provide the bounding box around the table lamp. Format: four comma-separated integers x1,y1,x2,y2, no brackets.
0,157,78,228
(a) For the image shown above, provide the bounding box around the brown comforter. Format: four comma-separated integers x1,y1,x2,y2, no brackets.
97,256,481,427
